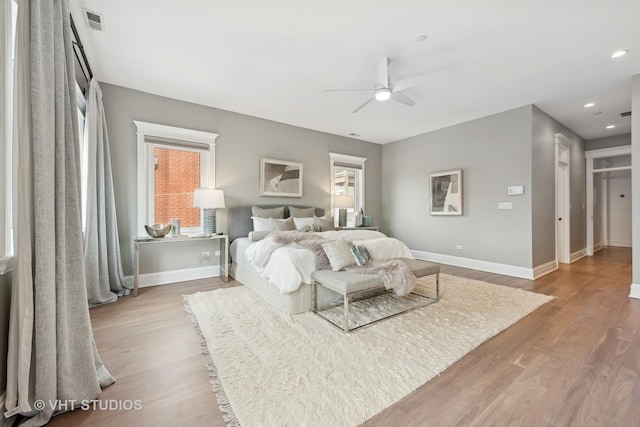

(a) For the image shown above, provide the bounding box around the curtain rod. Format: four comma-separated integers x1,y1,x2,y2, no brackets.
70,14,94,83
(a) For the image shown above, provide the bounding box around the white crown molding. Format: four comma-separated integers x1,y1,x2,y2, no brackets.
410,250,534,280
585,145,631,159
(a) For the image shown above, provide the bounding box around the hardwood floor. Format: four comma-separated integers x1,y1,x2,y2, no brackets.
47,248,639,426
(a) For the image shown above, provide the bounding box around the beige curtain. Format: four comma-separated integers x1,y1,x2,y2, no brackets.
3,1,114,425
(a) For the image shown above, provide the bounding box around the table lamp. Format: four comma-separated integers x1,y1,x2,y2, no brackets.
334,195,353,227
193,188,225,235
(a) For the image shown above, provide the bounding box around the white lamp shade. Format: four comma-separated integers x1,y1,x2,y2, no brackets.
334,195,354,209
193,188,225,209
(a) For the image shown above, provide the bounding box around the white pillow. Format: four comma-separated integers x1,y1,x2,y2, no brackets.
293,217,315,230
252,216,295,232
252,216,272,231
321,239,355,271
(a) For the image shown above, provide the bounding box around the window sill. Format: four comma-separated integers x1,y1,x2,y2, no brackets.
0,256,14,275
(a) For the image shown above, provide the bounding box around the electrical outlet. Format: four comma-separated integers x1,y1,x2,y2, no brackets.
201,251,211,258
214,251,220,256
498,202,513,210
456,245,463,250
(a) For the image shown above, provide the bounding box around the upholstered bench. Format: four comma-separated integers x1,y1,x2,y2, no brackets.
311,258,440,332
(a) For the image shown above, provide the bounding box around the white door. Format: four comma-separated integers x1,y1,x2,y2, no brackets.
556,143,570,264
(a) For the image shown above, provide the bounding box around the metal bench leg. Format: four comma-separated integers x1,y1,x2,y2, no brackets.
311,280,317,311
343,294,349,332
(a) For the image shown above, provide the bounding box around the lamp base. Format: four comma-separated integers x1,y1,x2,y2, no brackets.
338,208,347,227
203,209,217,235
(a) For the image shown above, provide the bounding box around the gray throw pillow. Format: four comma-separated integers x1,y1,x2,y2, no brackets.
288,206,315,218
251,206,284,219
314,215,335,231
270,217,295,231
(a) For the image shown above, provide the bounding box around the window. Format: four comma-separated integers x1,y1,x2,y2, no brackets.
329,153,366,226
0,0,18,271
134,121,218,236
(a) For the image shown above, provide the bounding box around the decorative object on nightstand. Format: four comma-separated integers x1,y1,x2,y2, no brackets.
362,216,372,227
171,218,181,235
334,195,353,227
144,223,173,238
194,188,225,235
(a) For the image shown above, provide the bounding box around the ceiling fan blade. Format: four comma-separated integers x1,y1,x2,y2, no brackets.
352,97,375,113
325,88,374,92
391,91,416,107
376,57,389,88
392,69,448,93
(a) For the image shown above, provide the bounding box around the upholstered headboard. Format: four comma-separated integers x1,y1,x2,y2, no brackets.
228,205,325,242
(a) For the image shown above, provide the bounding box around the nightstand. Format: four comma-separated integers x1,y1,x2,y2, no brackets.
133,234,229,297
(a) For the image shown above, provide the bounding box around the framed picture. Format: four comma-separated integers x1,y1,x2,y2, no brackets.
430,169,462,215
260,158,303,197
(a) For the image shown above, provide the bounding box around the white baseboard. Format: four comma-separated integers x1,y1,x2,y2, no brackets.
629,283,640,299
570,248,588,263
125,265,221,288
533,260,558,279
594,242,603,252
410,250,534,280
608,241,632,248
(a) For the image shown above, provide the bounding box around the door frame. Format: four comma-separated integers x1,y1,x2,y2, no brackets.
555,134,571,264
585,145,632,255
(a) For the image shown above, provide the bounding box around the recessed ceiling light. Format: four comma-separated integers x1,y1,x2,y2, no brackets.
417,35,428,42
606,125,616,129
594,111,602,115
610,50,628,58
584,102,595,108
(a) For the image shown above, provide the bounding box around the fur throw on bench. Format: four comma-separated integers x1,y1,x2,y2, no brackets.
271,231,415,296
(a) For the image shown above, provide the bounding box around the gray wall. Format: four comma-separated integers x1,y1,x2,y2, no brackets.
100,83,382,275
0,272,11,397
382,106,534,268
586,133,631,151
531,106,586,266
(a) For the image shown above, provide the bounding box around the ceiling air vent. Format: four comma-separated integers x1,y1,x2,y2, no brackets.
620,111,631,117
83,8,104,32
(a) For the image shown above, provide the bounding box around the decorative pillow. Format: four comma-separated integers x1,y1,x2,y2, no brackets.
248,230,271,242
270,217,295,231
298,224,318,233
288,206,315,218
321,239,355,271
251,216,273,232
293,216,315,230
314,215,335,232
251,206,284,219
349,242,372,267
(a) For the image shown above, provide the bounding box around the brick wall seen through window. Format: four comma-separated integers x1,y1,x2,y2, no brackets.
154,147,201,226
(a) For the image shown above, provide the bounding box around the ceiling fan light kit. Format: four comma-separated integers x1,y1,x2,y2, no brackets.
326,57,448,113
375,88,391,101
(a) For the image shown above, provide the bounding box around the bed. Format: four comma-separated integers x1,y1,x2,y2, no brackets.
228,205,414,314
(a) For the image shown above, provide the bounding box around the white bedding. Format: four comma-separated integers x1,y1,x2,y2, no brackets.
245,230,414,293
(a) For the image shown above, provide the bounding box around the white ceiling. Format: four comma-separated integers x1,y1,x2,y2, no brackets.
69,0,640,144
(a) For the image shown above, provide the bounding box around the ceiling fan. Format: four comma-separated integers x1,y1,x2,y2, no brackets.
326,57,448,113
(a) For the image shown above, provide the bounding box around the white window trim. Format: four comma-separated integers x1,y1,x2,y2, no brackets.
0,0,15,274
134,121,218,237
329,152,366,220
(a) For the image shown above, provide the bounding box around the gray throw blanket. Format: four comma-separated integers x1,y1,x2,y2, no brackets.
270,231,415,296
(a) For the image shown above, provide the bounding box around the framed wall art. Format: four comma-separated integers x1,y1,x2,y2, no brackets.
260,158,303,197
430,169,462,215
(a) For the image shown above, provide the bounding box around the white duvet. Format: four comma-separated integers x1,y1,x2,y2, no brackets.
245,230,414,293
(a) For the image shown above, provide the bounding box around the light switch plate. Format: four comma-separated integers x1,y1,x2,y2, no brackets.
507,185,524,195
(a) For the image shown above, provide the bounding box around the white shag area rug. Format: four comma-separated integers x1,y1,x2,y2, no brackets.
184,274,553,427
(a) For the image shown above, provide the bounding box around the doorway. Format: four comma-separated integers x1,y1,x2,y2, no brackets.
555,135,571,264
